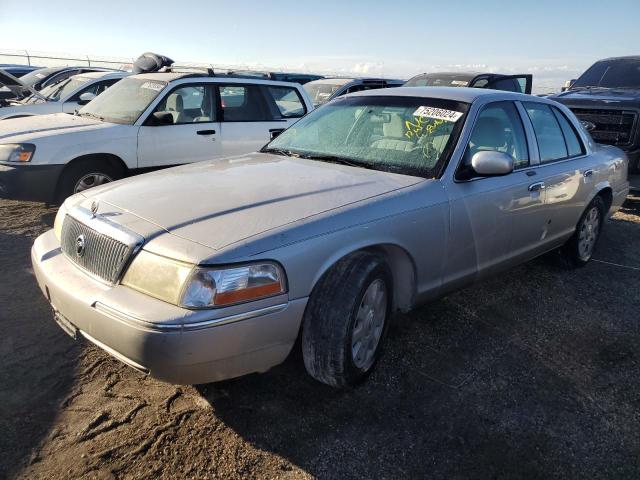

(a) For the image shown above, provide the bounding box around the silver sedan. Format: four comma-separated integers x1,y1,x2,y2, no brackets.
31,87,630,388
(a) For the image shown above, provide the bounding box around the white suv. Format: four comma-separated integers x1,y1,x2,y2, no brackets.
0,71,313,203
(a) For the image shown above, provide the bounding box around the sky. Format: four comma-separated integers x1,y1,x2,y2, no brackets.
0,0,638,93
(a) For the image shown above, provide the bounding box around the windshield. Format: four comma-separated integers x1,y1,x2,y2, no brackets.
404,74,472,87
264,96,469,178
303,79,352,105
78,77,167,125
38,76,91,101
17,67,56,89
572,58,640,89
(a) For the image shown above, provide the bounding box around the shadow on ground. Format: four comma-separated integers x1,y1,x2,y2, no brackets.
0,201,80,480
200,196,640,479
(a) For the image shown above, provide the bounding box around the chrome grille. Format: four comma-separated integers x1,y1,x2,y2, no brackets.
570,108,637,146
61,214,136,283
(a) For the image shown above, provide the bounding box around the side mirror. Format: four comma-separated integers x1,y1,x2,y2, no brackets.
471,151,514,176
148,112,174,126
77,92,96,105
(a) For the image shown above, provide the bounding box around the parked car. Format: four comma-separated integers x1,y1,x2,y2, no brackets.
0,71,313,202
0,64,41,78
31,87,629,388
0,70,130,119
404,72,533,94
0,66,116,102
303,77,405,107
549,56,640,173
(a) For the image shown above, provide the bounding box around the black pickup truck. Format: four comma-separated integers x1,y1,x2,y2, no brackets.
550,56,640,172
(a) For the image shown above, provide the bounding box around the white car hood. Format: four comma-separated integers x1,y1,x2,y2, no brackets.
0,113,104,141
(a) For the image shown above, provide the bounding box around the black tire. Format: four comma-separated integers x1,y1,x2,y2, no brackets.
301,252,392,388
560,195,606,267
57,159,122,203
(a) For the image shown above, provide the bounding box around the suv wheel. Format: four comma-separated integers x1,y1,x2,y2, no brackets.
57,160,121,202
560,195,605,267
301,252,392,388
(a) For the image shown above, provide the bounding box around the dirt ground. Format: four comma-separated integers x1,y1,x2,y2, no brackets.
1,194,639,480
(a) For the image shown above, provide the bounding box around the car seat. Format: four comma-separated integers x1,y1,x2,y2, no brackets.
371,115,415,152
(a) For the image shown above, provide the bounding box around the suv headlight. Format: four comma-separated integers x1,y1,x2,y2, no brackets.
122,251,286,309
0,143,35,162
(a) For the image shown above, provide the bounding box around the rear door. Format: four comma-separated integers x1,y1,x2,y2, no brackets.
137,83,222,168
485,75,533,94
217,82,308,156
519,101,593,243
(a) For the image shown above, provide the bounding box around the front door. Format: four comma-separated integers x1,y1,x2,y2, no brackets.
443,100,548,288
137,84,222,168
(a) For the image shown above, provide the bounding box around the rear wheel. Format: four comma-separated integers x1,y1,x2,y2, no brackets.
57,159,122,202
301,252,392,388
560,195,605,267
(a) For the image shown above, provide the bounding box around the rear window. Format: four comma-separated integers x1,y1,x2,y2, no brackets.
266,86,306,118
524,103,568,162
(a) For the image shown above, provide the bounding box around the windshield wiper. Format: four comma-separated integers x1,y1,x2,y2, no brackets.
78,111,105,121
261,147,301,157
296,153,371,169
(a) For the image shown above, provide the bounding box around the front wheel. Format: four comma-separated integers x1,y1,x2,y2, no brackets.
57,160,121,202
301,252,392,388
560,195,605,267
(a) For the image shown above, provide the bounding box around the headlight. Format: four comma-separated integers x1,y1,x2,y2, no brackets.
181,263,286,308
0,143,35,162
122,250,193,306
53,203,67,241
122,251,286,309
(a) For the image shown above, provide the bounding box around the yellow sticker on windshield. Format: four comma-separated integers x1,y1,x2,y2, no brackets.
412,106,463,122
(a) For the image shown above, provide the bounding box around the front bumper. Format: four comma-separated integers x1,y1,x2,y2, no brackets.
0,162,64,203
31,230,307,384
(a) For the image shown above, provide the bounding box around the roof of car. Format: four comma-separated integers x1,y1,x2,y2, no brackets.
346,86,533,103
76,71,130,80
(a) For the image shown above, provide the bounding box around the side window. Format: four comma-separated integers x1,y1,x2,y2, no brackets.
219,85,270,122
154,85,215,124
470,78,489,88
459,101,529,179
266,86,306,118
523,102,568,162
551,107,585,157
73,79,119,100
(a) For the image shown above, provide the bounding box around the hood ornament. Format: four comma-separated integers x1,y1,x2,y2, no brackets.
75,234,86,258
90,200,99,217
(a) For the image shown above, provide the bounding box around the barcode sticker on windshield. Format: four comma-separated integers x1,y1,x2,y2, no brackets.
412,106,463,122
141,81,165,91
451,80,468,86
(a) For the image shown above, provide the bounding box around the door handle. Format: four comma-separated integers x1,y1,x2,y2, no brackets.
528,182,546,192
197,129,216,135
583,169,594,178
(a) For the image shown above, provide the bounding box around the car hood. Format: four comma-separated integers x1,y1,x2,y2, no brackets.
551,88,640,109
86,152,425,252
0,68,44,101
0,113,104,140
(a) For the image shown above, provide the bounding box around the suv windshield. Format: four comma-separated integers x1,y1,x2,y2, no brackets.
304,79,352,105
78,77,167,125
404,74,472,87
38,76,92,102
572,58,640,89
264,96,468,178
